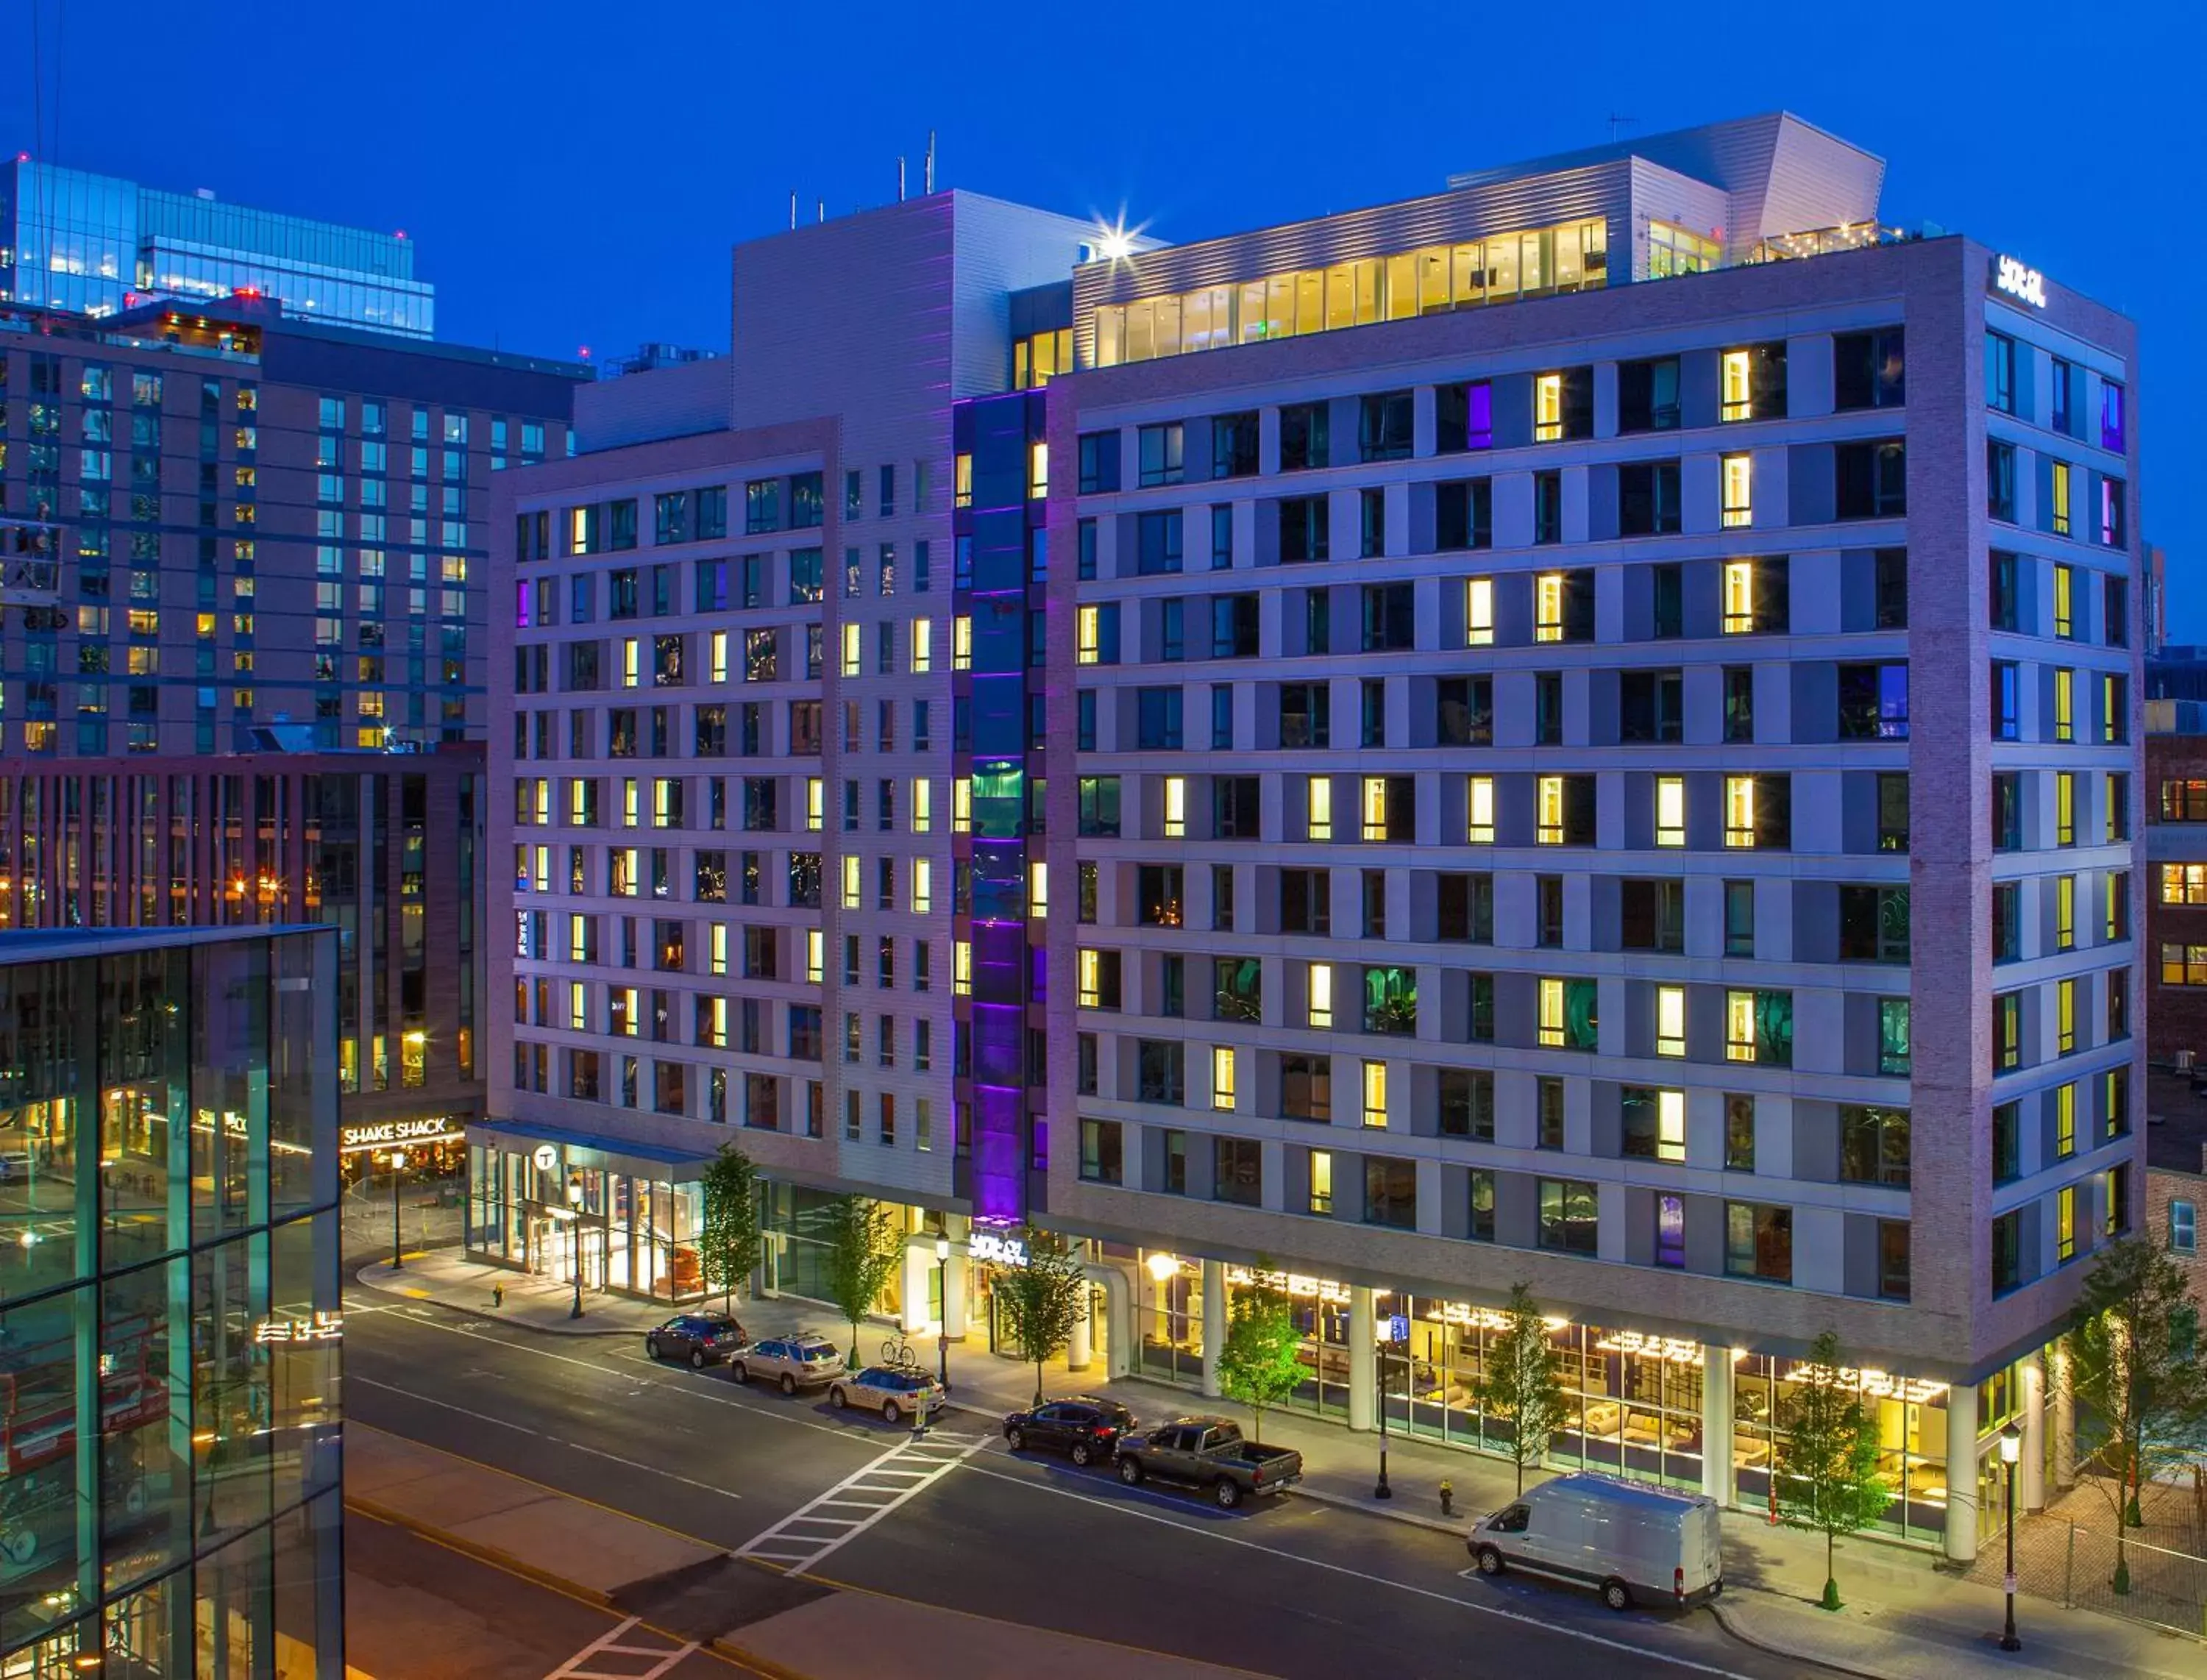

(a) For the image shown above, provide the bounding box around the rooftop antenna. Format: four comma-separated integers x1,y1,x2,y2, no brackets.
898,157,907,203
924,130,937,195
1608,113,1638,143
817,198,825,224
789,190,797,231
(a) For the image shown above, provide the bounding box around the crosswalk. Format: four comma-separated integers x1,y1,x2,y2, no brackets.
542,1615,698,1679
734,1425,990,1578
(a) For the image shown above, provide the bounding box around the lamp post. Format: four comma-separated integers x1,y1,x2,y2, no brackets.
1374,1334,1400,1501
934,1236,953,1393
386,1150,408,1272
1999,1421,2022,1651
566,1178,585,1320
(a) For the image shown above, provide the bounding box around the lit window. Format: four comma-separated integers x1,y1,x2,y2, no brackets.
1535,573,1565,641
1721,454,1752,527
621,637,640,687
1309,777,1333,841
1724,776,1756,847
709,630,728,684
1078,949,1104,1008
2055,875,2075,950
953,615,973,672
1656,985,1685,1057
840,622,861,677
805,929,824,983
1362,1060,1387,1128
1309,964,1333,1028
2163,864,2207,905
2058,977,2077,1054
1466,776,1495,844
1028,441,1049,500
1465,577,1494,647
911,619,932,672
2051,465,2072,539
2055,1083,2076,1158
621,779,639,827
1213,1047,1237,1111
842,855,861,909
912,778,932,833
1028,861,1047,917
1360,777,1389,842
614,986,639,1036
806,777,824,831
2056,1184,2077,1262
954,452,973,508
1537,775,1564,844
1725,990,1757,1062
1309,1150,1334,1216
953,940,972,997
1076,605,1101,664
710,925,728,976
2057,773,2076,847
1720,349,1753,422
1722,560,1755,633
2053,669,2074,741
953,777,972,833
1655,1088,1686,1161
1538,978,1565,1047
1164,776,1187,838
569,980,587,1025
1534,373,1563,442
1655,776,1685,847
914,858,933,914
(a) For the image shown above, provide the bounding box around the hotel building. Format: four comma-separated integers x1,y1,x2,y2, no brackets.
490,115,2144,1559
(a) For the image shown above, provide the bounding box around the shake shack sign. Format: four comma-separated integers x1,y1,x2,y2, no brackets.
340,1115,463,1154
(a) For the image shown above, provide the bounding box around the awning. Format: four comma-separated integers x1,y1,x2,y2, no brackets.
467,1117,708,1181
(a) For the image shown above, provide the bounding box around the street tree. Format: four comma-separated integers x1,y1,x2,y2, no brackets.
696,1141,762,1316
992,1226,1088,1407
820,1195,903,1367
1477,1282,1567,1495
2058,1234,2207,1594
1774,1329,1891,1612
1217,1271,1305,1446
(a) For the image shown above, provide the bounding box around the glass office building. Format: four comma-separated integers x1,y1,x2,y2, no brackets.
0,925,344,1678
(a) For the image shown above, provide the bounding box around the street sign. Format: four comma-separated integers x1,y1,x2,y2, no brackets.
1387,1314,1410,1345
531,1145,558,1172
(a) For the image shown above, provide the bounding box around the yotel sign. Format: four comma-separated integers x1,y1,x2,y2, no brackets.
1994,255,2047,308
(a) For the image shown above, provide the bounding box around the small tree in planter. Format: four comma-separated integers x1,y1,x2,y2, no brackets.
992,1226,1088,1408
1477,1282,1566,1495
1218,1271,1305,1446
820,1195,902,1367
1774,1330,1891,1612
697,1142,761,1316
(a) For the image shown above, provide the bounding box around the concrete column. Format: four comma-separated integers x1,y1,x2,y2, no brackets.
1095,1266,1133,1379
942,1250,968,1342
1348,1286,1376,1432
1943,1378,1980,1564
2020,1353,2047,1512
900,1239,931,1335
1199,1260,1226,1398
2051,1336,2076,1489
1700,1345,1735,1505
1068,1284,1094,1373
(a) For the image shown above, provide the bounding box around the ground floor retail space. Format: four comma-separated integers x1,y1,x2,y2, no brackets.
464,1122,707,1301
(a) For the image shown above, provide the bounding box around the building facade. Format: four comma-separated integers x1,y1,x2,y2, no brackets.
0,923,345,1678
487,116,2145,1559
2,159,433,337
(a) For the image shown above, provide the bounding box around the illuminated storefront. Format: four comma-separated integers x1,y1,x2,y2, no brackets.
466,1124,706,1302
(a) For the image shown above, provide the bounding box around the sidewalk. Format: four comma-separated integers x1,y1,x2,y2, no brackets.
353,1258,2202,1680
346,1422,1260,1679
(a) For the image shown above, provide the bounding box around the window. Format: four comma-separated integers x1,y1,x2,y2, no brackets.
1836,440,1908,519
1137,422,1184,487
2050,464,2073,540
1838,885,1911,962
1359,391,1413,462
2056,1184,2078,1264
1469,1171,1496,1242
1307,963,1333,1028
1534,368,1591,442
1725,1202,1793,1283
1282,1052,1332,1121
1984,331,2016,414
1621,669,1683,744
1435,381,1493,453
1621,879,1683,953
1307,1150,1336,1217
1465,775,1495,845
1537,1179,1597,1254
1212,411,1259,478
1987,439,2017,522
1532,470,1563,544
1724,774,1790,849
1621,1087,1686,1163
1438,1069,1494,1139
2102,381,2127,452
1537,1078,1564,1147
1214,1138,1262,1206
1655,984,1686,1057
1617,357,1680,433
1840,1106,1911,1187
1437,480,1493,552
1361,1058,1388,1128
1880,998,1911,1075
1533,570,1593,642
1655,777,1685,848
1364,1157,1418,1229
1721,557,1787,633
1994,991,2022,1069
1721,343,1785,422
1279,402,1329,471
1833,328,1905,410
1136,510,1182,575
1725,989,1792,1065
1077,431,1120,494
1537,977,1598,1050
1721,454,1752,527
2172,1199,2198,1257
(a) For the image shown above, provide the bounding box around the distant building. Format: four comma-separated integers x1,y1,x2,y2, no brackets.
1,157,433,338
600,343,722,379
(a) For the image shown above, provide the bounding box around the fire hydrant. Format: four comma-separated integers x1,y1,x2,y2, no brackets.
491,1283,505,1310
1439,1479,1454,1518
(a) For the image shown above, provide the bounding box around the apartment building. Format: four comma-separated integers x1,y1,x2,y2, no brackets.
488,115,2144,1559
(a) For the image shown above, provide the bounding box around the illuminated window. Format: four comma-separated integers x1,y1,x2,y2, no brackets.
621,779,639,827
1535,572,1565,641
2057,773,2076,847
2055,875,2075,950
841,622,861,677
953,615,972,672
1078,949,1104,1008
1028,441,1049,500
710,925,728,977
2056,1184,2077,1262
1655,1088,1686,1161
2058,978,2077,1054
569,980,587,1026
1721,454,1752,527
954,452,973,508
1722,560,1755,633
2163,864,2207,905
912,858,933,914
1028,862,1046,917
1725,990,1757,1062
1534,373,1564,442
806,929,824,983
806,777,824,831
614,986,639,1037
1538,978,1565,1047
911,619,932,673
1308,1150,1333,1216
1308,777,1333,841
1656,985,1685,1058
1360,777,1389,842
953,940,972,997
1213,1046,1237,1111
841,855,861,909
953,778,972,833
1537,775,1564,844
1162,776,1187,838
1362,1060,1387,1128
1655,776,1685,847
621,637,640,687
2051,465,2072,539
1308,964,1333,1028
2055,1082,2077,1158
2053,668,2074,741
1466,776,1495,844
1724,776,1757,848
1720,349,1753,421
1076,605,1101,664
1465,577,1494,646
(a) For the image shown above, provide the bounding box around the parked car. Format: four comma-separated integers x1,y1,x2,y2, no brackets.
643,1311,744,1369
828,1364,945,1425
1468,1472,1724,1612
1003,1397,1135,1467
1113,1415,1301,1509
731,1332,846,1394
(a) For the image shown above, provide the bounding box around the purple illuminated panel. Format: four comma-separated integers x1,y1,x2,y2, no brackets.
972,1084,1026,1221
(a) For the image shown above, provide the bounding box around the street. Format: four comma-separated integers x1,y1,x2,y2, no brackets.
343,1291,1831,1680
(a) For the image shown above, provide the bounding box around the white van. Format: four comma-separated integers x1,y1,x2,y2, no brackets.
1468,1473,1723,1612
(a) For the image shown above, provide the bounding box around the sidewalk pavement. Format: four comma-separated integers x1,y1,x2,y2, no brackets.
353,1256,2203,1680
345,1422,1259,1679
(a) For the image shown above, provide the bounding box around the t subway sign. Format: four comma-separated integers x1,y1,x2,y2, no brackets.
1994,255,2047,309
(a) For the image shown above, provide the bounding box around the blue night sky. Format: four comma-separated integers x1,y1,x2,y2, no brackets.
12,0,2200,629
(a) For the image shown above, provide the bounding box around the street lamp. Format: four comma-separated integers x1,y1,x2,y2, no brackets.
1374,1334,1402,1501
1999,1421,2022,1651
934,1236,953,1393
385,1150,408,1273
566,1178,585,1320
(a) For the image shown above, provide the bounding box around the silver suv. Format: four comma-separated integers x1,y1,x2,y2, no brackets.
731,1331,846,1394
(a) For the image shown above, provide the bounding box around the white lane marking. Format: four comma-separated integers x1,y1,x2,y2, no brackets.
543,1614,698,1680
351,1375,741,1501
956,1464,1766,1680
736,1429,989,1578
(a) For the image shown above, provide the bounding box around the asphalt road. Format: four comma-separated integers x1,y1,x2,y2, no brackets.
344,1287,1833,1680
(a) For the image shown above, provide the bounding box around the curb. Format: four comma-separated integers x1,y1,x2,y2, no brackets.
1705,1596,1902,1680
345,1493,626,1608
350,1269,640,1338
1293,1484,1468,1537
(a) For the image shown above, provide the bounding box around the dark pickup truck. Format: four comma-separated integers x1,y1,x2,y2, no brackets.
1114,1416,1302,1509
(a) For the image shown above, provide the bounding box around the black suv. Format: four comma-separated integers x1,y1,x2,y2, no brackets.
644,1311,744,1369
1003,1396,1137,1467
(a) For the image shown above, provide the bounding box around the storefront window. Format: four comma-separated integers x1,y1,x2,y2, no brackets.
1734,1355,1950,1541
1135,1253,1204,1387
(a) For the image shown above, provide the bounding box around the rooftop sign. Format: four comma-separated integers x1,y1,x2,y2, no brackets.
1994,255,2047,309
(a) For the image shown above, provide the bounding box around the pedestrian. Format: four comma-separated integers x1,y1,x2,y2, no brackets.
492,1282,504,1310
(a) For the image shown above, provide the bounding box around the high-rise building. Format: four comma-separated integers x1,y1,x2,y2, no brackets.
0,922,345,1677
488,115,2143,1564
1,158,433,337
0,291,589,1178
